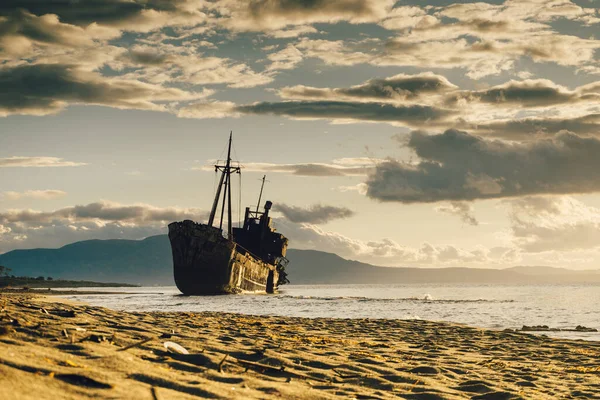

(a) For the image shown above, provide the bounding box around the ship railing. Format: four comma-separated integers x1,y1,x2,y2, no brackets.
234,242,285,268
247,210,265,219
233,242,264,263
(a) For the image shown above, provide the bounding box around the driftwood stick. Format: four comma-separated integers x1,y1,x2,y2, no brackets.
218,354,228,373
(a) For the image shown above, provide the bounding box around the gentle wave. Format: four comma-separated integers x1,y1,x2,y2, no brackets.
62,284,600,341
276,294,515,303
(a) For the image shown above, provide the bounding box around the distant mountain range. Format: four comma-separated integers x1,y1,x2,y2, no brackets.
0,235,599,286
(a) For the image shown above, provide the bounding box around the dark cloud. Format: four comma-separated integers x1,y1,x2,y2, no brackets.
0,0,188,27
435,202,479,226
0,201,208,253
0,201,206,225
219,0,392,31
270,76,600,135
236,101,452,125
276,203,355,224
466,113,600,139
366,129,600,203
0,63,205,116
279,72,456,102
248,0,378,16
0,9,94,50
125,48,171,66
446,79,600,108
0,0,391,38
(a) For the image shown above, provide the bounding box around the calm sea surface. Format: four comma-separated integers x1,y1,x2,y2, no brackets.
61,284,600,341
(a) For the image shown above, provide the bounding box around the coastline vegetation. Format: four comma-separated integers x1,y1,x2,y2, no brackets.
0,265,138,288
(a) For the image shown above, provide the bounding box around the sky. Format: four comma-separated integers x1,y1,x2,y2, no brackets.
1,0,600,269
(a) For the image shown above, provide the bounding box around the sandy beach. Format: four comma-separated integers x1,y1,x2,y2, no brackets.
1,293,599,399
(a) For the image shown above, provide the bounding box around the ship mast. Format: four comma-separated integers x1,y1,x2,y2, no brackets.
255,175,266,213
207,132,240,239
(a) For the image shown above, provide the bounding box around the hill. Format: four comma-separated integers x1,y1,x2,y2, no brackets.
0,276,137,288
286,250,600,284
1,236,599,285
0,235,173,286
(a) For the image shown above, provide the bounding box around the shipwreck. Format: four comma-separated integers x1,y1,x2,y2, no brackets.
168,133,289,295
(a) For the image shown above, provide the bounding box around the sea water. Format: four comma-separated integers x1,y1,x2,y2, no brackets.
61,284,600,341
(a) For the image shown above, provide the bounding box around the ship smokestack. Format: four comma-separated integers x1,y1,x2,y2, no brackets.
262,201,272,231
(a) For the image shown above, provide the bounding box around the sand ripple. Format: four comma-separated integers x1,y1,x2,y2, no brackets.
1,294,600,399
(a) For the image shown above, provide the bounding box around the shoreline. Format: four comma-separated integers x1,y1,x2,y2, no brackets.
0,288,157,296
2,294,600,399
7,287,600,342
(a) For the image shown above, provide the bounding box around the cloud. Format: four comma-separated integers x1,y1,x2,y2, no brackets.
278,72,457,102
214,0,394,32
0,63,209,116
194,157,382,176
446,79,600,108
253,73,600,134
121,47,172,66
0,201,207,225
366,129,600,203
277,72,600,128
0,201,208,253
178,101,240,119
435,202,479,226
3,1,598,122
276,218,517,266
439,0,599,26
236,100,453,126
0,9,118,57
263,74,600,133
266,25,318,38
289,0,600,79
378,34,600,79
506,196,600,253
177,72,458,126
2,190,67,200
0,199,516,266
0,0,207,32
295,38,374,66
466,113,600,139
379,6,428,31
276,204,354,224
337,183,368,195
0,156,87,167
240,162,371,176
118,45,273,88
0,223,164,254
265,44,304,71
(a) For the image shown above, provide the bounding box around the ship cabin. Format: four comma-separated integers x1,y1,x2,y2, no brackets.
232,200,288,266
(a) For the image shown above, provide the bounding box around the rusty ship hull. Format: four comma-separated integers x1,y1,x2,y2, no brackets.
168,220,279,295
